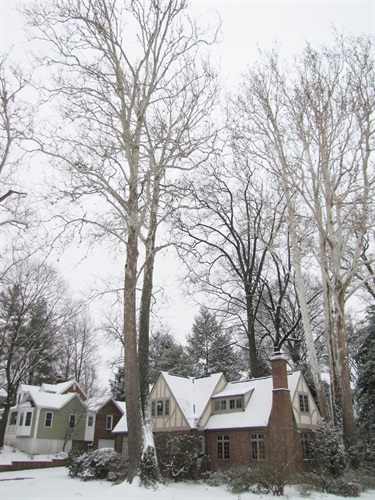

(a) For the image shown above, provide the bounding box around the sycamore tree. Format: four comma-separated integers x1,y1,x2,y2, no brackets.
24,0,219,481
0,54,38,282
234,33,374,446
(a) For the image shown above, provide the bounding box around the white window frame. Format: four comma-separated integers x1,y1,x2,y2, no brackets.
45,411,53,427
106,415,113,430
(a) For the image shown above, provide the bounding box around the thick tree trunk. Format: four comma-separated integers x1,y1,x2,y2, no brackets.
124,181,143,482
0,404,11,449
245,291,259,378
335,290,357,448
283,182,331,421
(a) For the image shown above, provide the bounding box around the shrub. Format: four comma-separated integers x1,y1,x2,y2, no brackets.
205,466,272,496
155,433,205,481
297,470,363,498
67,448,127,481
139,446,160,488
312,420,347,477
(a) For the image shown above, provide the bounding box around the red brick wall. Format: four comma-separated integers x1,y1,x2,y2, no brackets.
207,428,267,471
0,458,67,472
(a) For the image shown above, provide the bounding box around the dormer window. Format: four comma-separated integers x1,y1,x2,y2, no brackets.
213,396,244,413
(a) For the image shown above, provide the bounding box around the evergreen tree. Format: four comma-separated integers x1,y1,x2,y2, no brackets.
355,307,375,436
149,330,193,382
110,366,125,401
186,307,243,380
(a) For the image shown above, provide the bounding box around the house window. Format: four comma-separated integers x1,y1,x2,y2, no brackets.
87,415,94,427
299,394,309,413
106,415,113,430
217,435,230,460
154,399,170,417
45,412,53,427
69,414,76,428
19,412,24,426
25,412,32,426
301,433,314,460
10,412,17,425
157,400,164,416
251,434,265,460
214,397,243,413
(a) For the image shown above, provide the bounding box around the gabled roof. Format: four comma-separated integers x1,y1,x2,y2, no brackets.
112,410,128,434
19,384,39,394
160,371,225,429
23,391,79,410
205,371,301,430
88,396,125,414
40,380,87,401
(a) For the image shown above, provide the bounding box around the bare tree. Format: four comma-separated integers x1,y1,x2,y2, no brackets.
54,307,98,397
24,0,219,480
235,33,374,445
0,54,36,281
0,259,74,448
175,159,287,377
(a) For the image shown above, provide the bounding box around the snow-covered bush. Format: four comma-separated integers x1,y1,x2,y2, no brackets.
297,470,363,498
155,433,205,481
67,448,127,481
312,419,347,477
139,446,160,488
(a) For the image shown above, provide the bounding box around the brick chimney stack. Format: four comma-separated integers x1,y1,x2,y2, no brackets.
268,351,301,475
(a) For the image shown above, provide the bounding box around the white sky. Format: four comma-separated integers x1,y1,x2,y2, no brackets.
0,0,374,382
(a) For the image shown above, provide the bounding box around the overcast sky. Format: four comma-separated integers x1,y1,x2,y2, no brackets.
0,0,374,371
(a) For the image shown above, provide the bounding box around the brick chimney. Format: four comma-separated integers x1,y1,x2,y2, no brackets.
267,352,301,475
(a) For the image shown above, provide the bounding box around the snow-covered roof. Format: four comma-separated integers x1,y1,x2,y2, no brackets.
162,372,224,429
41,380,79,395
25,391,78,410
205,371,301,430
19,384,39,394
112,411,128,434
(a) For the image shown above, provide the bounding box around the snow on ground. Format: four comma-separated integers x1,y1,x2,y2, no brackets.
0,446,65,465
0,447,374,500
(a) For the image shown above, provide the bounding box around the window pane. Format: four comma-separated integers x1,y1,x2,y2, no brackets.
106,415,113,430
25,412,32,426
217,435,230,460
45,412,53,427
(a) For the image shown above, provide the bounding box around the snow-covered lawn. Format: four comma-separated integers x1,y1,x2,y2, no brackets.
1,447,374,500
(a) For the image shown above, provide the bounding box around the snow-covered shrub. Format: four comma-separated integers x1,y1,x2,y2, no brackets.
155,433,205,481
297,470,363,498
312,420,347,477
139,446,160,488
67,448,127,481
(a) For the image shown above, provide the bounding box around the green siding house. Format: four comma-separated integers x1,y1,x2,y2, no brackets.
5,381,88,455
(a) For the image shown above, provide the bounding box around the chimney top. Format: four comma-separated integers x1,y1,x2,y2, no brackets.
270,351,288,362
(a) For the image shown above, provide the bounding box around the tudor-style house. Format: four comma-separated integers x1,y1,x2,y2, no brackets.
113,352,320,472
